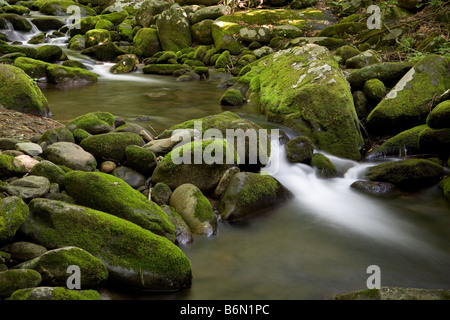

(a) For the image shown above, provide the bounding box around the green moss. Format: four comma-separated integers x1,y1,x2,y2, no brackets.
366,55,450,135
219,88,245,106
236,173,278,208
22,198,191,290
64,171,175,240
438,177,450,200
366,159,444,189
367,125,427,159
9,287,101,300
193,188,214,222
427,100,450,129
311,153,338,178
67,111,115,134
0,196,29,242
85,28,111,47
363,78,386,102
286,136,314,164
0,154,27,178
318,22,365,37
418,127,450,156
142,63,185,75
215,50,231,69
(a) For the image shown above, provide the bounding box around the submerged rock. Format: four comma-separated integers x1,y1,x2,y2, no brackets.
336,286,450,300
21,198,192,291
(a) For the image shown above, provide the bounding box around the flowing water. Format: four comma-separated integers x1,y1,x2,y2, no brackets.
3,16,450,300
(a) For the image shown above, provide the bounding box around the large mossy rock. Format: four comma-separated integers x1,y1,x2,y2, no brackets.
0,64,51,117
427,100,450,129
169,183,216,236
64,171,176,241
66,111,115,134
16,246,108,288
0,269,42,299
79,132,145,164
365,159,443,190
133,28,162,58
151,139,236,194
81,41,126,61
366,55,450,135
159,111,271,168
218,172,292,222
241,44,363,160
36,0,96,17
0,13,32,31
0,196,29,244
20,198,192,291
156,4,191,52
8,287,102,300
134,0,172,28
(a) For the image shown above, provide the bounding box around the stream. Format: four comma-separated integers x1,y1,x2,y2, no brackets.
2,13,450,300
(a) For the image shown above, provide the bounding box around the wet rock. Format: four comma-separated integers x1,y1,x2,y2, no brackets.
31,17,65,31
36,44,64,63
218,172,292,222
438,177,450,200
219,88,245,106
151,182,172,206
81,41,126,62
212,166,240,199
365,159,443,190
350,180,397,196
169,183,216,236
16,246,108,288
21,198,191,291
311,153,338,178
286,136,315,164
42,142,97,171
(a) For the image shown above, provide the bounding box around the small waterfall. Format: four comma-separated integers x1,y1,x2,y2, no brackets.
263,137,441,254
2,19,41,43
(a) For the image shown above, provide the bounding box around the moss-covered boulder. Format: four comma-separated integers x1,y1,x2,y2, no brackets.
286,135,314,164
0,13,32,31
16,246,108,288
35,45,64,63
366,55,450,135
21,198,191,291
427,100,450,129
64,171,175,241
125,145,157,176
6,241,47,262
133,27,162,58
345,49,381,69
418,126,450,156
81,41,126,61
366,125,427,159
134,0,172,28
8,287,102,300
219,88,245,106
0,196,29,244
151,139,236,194
0,40,37,58
0,154,27,179
169,183,216,236
159,112,270,169
151,182,173,206
0,64,50,117
0,269,42,299
156,5,191,52
37,0,96,17
439,177,450,200
191,19,214,45
311,153,337,178
218,172,292,222
66,111,115,135
365,159,443,190
85,28,111,48
79,132,145,164
241,44,363,160
110,54,138,74
68,34,86,50
346,61,414,91
363,78,386,103
31,17,65,31
38,127,75,149
42,142,97,171
142,63,185,75
30,160,66,186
